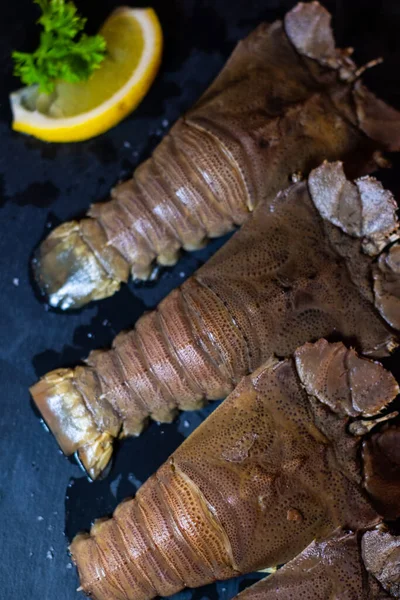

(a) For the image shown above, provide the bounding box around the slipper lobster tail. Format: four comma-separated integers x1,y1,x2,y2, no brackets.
33,1,400,310
30,161,400,478
70,339,399,599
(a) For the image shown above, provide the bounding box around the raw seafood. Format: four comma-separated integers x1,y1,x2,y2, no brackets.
33,1,400,309
30,161,400,478
70,340,400,599
233,529,400,599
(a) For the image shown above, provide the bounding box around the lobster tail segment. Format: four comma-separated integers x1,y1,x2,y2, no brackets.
31,160,400,479
30,367,120,479
33,1,400,310
33,220,129,310
70,464,238,600
71,340,399,599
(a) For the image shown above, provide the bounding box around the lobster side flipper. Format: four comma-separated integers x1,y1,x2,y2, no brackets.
233,529,400,600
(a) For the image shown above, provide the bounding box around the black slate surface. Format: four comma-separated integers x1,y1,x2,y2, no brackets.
1,1,400,599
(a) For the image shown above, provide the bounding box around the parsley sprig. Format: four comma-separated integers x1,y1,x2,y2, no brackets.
12,0,107,94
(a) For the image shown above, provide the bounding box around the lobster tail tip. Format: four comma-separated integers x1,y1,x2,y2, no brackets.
76,434,114,481
30,368,115,480
33,220,126,311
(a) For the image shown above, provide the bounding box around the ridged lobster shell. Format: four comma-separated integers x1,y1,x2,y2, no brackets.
33,1,400,309
70,339,399,599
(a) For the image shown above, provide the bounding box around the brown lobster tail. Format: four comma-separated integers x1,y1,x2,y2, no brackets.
33,219,130,310
30,284,237,478
233,529,400,600
30,161,400,478
71,464,238,600
70,340,398,599
30,368,119,479
33,1,400,310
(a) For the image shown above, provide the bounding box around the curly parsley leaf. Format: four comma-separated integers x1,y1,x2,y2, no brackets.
12,0,106,94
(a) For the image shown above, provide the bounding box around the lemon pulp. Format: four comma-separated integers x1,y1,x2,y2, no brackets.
49,12,145,117
10,7,163,142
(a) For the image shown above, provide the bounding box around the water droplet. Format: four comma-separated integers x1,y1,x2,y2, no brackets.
290,171,303,183
110,473,122,499
66,563,73,569
102,319,109,326
162,119,169,128
13,278,19,286
123,141,131,149
37,516,44,522
46,548,54,560
39,418,50,433
179,272,186,278
127,473,142,489
87,332,93,339
183,420,190,428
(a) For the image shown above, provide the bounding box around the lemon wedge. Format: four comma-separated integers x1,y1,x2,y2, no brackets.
10,7,163,142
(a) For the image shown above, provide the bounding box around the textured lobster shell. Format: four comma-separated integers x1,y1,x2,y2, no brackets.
233,529,400,600
33,1,400,309
30,161,400,478
70,339,399,599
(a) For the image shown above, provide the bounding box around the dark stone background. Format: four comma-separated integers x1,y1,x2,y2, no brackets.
0,1,399,598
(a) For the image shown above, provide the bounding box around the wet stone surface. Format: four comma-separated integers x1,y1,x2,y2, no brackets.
1,1,400,599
